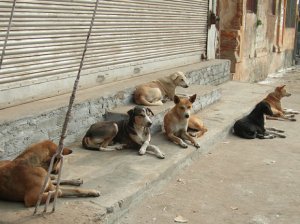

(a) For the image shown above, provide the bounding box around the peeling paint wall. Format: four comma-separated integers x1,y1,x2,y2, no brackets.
219,0,296,82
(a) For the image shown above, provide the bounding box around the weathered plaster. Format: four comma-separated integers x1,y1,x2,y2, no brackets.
219,0,295,81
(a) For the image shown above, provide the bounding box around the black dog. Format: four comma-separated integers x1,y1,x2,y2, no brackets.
82,106,165,158
233,101,285,139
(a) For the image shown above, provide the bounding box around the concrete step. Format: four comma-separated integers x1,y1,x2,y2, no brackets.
106,85,221,133
105,85,221,133
56,81,274,224
0,60,230,159
0,81,275,224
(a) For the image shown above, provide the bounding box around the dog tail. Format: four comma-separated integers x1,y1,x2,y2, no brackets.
135,95,163,106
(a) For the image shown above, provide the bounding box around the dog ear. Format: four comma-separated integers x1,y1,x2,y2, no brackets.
170,72,179,81
276,85,286,91
189,94,197,103
146,108,154,116
62,147,72,155
174,95,180,104
127,109,134,118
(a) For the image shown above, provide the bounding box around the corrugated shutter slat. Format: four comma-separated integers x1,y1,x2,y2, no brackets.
0,0,208,86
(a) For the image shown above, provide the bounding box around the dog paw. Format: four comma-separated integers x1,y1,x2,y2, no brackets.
194,143,200,149
157,152,165,159
266,134,275,139
139,149,146,155
90,190,101,197
115,145,124,150
180,142,188,148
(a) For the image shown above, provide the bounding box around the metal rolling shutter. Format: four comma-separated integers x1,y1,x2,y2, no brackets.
0,0,208,108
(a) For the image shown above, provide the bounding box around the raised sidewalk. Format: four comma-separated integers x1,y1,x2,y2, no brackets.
0,79,278,224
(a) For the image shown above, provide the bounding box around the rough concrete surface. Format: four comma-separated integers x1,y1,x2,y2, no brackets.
0,60,229,159
0,67,298,224
119,68,300,224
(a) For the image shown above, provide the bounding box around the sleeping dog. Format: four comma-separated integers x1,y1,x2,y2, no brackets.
0,140,100,207
233,101,286,139
134,71,189,106
82,106,165,159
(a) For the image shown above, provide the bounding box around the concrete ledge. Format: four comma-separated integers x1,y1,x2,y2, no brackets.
106,85,221,133
0,59,230,159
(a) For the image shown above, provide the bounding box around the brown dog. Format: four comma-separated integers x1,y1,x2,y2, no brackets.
164,94,200,149
0,140,100,207
134,71,189,106
188,115,208,138
263,85,298,121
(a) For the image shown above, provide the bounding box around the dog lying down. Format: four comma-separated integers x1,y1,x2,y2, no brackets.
82,106,165,159
263,85,298,121
164,94,200,148
233,101,286,139
0,140,100,207
134,71,189,106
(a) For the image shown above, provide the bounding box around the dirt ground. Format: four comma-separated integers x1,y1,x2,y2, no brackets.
119,69,300,224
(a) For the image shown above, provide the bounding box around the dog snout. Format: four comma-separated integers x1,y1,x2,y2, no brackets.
185,114,190,118
183,84,189,88
147,121,152,127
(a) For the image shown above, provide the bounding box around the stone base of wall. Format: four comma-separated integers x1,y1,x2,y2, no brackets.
0,59,231,159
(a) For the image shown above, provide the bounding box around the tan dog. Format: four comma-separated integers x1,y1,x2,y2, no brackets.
263,85,298,121
0,140,100,207
188,115,208,138
164,94,200,149
134,71,189,106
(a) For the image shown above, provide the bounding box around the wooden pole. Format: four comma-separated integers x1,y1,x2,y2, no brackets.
33,0,100,214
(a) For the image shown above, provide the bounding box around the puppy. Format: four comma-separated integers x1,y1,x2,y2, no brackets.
82,106,165,159
134,71,189,106
164,94,200,148
188,115,208,138
233,101,285,139
263,85,298,121
0,140,100,207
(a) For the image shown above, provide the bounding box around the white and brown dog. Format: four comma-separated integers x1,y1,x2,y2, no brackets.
134,71,189,106
164,94,200,149
82,106,165,159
